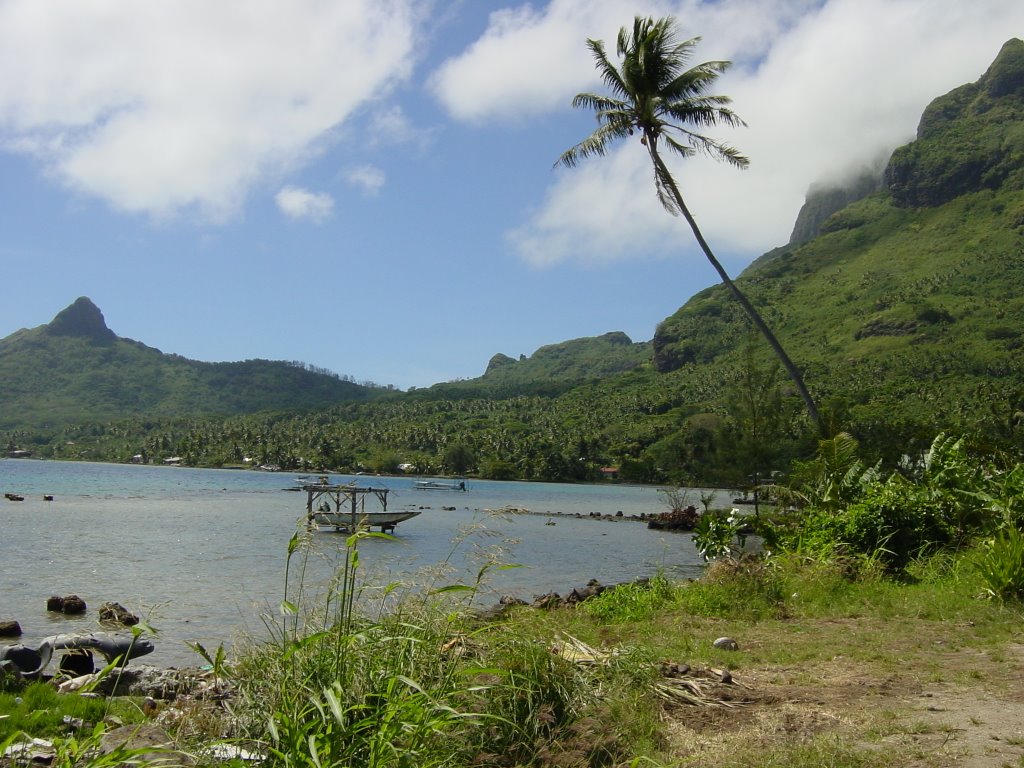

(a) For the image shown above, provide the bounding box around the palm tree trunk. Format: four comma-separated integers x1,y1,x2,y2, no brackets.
649,146,823,432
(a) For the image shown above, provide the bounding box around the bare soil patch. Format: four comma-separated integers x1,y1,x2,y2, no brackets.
661,638,1024,767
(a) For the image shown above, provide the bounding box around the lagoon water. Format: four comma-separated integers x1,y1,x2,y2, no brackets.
0,460,724,667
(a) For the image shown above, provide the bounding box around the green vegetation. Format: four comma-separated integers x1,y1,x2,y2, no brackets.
452,332,651,398
0,682,140,743
6,431,1024,766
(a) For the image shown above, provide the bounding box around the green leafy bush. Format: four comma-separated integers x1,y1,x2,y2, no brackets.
841,476,953,570
976,526,1024,600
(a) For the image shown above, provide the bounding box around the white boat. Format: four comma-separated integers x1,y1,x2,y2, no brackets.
413,479,467,492
301,479,420,533
311,508,421,532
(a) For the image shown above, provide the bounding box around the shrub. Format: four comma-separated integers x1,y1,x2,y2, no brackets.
981,464,1024,530
692,509,744,561
840,475,954,570
976,526,1024,601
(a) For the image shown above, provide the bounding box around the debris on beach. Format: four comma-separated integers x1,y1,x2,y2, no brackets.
550,633,752,710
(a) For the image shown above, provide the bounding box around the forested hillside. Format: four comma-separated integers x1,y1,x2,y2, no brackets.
3,40,1023,487
0,297,382,430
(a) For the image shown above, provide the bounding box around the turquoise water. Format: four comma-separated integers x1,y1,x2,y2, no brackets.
0,460,723,667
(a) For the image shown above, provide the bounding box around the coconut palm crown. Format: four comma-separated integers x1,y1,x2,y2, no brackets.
559,15,822,431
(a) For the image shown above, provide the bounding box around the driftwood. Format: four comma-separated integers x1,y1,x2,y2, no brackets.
549,634,751,709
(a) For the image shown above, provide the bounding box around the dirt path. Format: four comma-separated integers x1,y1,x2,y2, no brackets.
662,639,1024,766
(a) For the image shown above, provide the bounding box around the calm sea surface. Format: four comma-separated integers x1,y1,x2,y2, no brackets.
0,460,727,667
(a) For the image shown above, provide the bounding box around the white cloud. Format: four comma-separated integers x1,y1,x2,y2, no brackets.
430,0,628,123
436,0,1024,264
346,165,387,196
509,147,685,266
276,186,334,222
369,105,415,144
429,0,811,123
0,0,418,219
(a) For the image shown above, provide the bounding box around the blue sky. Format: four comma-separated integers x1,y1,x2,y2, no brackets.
1,0,1021,390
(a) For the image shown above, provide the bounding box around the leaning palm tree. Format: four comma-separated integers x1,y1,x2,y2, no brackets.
558,15,822,431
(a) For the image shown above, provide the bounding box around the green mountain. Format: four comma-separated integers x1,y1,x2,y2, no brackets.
0,297,379,431
653,37,1024,439
420,331,651,398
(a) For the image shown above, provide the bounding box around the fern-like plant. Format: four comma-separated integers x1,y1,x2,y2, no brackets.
977,526,1024,601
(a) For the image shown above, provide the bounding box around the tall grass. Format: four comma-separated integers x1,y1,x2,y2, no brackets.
224,528,639,767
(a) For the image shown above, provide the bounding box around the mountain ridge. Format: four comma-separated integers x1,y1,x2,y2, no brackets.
0,298,381,430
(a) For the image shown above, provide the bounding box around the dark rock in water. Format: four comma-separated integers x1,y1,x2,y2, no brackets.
59,649,95,676
477,594,528,619
565,581,606,604
647,505,699,531
61,595,87,614
0,620,22,637
47,594,88,613
99,601,139,626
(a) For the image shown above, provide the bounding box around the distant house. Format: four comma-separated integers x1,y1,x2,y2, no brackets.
163,456,182,465
130,454,144,464
398,463,417,473
600,466,620,480
7,450,32,459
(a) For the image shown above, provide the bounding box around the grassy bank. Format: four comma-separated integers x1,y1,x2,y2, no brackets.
4,534,1022,768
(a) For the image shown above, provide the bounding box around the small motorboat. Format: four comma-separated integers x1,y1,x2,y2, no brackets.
413,479,467,492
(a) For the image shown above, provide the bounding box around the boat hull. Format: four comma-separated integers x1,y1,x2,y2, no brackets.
311,509,421,532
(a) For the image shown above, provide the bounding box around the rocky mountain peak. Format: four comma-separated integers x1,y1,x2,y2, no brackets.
885,38,1024,208
46,297,117,343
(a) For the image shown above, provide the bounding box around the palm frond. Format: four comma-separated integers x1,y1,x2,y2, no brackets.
666,130,749,169
570,92,629,116
663,97,746,130
651,157,683,216
557,122,628,169
662,59,731,99
586,38,629,101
